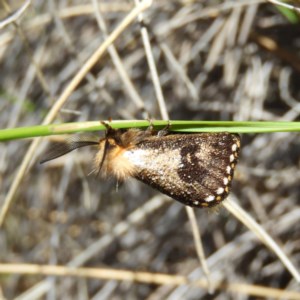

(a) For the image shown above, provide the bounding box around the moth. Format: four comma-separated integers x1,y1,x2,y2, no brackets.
41,123,240,208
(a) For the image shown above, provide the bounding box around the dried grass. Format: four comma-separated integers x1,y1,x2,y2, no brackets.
0,0,300,299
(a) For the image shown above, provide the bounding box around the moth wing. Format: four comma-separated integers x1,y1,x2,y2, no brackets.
127,133,240,208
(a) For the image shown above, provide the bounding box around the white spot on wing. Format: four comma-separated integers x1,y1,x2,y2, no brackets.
223,177,229,185
232,144,237,151
226,166,231,174
216,187,224,194
230,154,234,162
205,195,215,202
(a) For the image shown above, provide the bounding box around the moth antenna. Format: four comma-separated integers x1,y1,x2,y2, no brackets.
40,137,99,164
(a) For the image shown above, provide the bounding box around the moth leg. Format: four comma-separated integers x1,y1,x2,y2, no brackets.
100,120,118,138
158,120,171,137
100,120,112,131
145,118,156,136
146,118,154,130
145,119,171,137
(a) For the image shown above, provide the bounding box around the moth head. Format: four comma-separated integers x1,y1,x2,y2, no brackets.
94,130,138,181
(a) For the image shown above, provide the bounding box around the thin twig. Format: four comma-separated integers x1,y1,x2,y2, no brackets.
0,0,31,29
266,0,300,12
186,207,213,293
1,263,300,299
134,0,168,120
223,197,300,282
92,0,145,111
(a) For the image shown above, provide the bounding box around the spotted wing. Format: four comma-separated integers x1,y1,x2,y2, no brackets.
128,133,240,208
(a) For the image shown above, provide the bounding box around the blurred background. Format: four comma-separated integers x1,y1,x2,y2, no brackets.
0,0,300,299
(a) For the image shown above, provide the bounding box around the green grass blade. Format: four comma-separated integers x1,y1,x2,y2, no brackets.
0,120,300,142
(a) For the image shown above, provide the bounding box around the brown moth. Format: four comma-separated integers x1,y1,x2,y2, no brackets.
41,123,240,208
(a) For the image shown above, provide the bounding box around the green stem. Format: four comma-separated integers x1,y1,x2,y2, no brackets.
0,120,299,142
